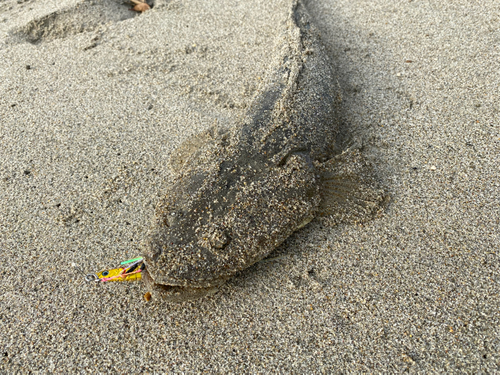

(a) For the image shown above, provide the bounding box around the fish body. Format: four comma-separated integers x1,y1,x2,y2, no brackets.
143,1,384,301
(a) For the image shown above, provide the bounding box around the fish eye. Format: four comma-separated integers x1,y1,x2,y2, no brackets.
102,271,109,276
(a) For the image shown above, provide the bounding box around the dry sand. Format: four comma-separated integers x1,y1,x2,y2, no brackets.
0,0,498,372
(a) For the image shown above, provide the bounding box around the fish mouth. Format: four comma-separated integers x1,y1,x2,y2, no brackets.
141,267,176,293
142,264,219,302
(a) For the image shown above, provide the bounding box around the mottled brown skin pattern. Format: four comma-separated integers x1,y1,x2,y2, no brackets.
143,0,340,301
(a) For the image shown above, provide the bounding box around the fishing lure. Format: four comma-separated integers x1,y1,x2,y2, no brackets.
85,257,145,283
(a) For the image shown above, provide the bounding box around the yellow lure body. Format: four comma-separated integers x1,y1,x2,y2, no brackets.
96,267,142,282
93,258,145,282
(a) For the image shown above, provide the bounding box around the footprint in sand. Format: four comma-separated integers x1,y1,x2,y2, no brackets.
10,0,155,44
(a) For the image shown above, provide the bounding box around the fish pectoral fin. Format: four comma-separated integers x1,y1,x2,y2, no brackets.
316,148,389,225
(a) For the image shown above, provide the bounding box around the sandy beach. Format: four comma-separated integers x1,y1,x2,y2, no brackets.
1,0,499,372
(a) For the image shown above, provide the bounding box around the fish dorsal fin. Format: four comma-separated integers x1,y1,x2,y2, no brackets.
316,148,388,225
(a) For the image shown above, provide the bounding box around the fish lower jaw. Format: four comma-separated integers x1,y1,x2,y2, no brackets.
142,267,220,302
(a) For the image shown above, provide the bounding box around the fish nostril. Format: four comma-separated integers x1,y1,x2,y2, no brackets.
146,246,162,262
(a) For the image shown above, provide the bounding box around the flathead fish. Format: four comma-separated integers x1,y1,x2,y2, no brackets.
142,0,385,301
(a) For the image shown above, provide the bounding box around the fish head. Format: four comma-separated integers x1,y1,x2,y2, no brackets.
143,151,321,302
